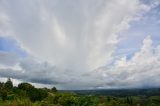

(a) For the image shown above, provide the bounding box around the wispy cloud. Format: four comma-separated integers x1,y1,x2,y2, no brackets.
0,0,159,89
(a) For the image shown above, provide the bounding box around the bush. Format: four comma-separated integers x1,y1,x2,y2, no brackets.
28,88,48,102
0,90,7,101
18,82,34,91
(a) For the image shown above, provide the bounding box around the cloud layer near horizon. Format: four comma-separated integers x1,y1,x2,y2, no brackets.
0,0,160,89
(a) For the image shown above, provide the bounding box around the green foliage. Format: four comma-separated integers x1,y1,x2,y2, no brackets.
149,96,160,106
126,96,133,105
52,86,58,92
76,96,99,106
17,82,48,102
27,88,48,102
0,89,7,101
12,88,28,99
4,78,13,90
0,99,33,106
18,82,34,91
0,82,4,89
0,79,160,106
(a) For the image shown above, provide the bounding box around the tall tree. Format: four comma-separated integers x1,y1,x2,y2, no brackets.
4,78,13,90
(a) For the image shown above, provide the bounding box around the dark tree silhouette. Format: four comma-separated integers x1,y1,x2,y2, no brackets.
4,78,13,90
51,86,57,92
18,82,34,91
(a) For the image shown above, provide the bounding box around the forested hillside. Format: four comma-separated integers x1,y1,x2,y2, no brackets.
0,78,160,106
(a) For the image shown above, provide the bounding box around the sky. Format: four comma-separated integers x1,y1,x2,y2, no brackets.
0,0,160,90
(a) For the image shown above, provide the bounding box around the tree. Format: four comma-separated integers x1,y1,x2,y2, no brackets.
18,82,34,91
51,87,57,92
4,78,13,90
18,83,48,102
0,82,4,89
28,88,48,102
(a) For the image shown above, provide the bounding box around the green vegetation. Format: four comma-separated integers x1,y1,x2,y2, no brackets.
0,79,160,106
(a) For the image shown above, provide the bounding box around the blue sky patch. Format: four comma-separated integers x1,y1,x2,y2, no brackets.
0,36,28,58
115,3,160,60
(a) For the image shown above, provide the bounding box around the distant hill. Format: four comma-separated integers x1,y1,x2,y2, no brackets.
66,88,160,97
